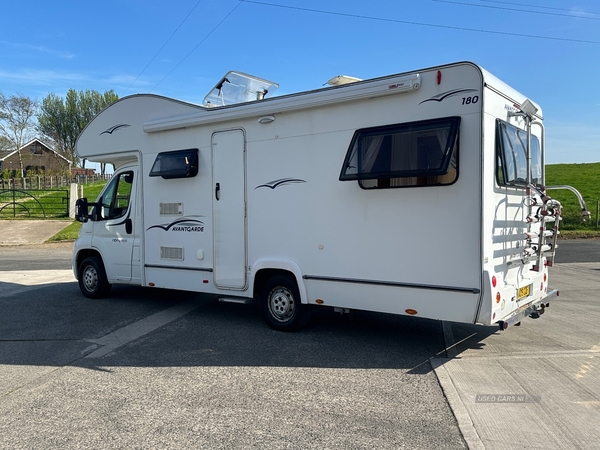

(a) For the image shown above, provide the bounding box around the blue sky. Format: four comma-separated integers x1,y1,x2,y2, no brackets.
1,0,598,165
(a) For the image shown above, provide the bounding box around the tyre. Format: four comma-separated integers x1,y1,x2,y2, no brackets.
261,275,309,331
78,256,112,299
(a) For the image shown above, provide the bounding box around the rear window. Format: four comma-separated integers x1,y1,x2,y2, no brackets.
339,117,460,188
496,120,541,186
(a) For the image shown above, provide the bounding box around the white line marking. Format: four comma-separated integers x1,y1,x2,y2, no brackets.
0,270,75,297
85,301,201,358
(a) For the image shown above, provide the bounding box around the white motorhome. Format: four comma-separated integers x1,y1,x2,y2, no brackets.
73,62,588,331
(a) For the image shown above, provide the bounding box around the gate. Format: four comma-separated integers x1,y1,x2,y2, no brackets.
0,189,69,218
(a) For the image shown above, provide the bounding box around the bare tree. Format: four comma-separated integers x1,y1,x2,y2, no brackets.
0,91,39,175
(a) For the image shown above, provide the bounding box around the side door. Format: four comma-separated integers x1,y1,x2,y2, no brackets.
91,168,137,282
212,129,247,289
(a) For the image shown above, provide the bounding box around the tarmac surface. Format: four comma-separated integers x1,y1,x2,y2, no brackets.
1,220,599,449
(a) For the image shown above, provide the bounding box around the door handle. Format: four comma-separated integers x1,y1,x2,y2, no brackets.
125,218,132,235
215,182,220,201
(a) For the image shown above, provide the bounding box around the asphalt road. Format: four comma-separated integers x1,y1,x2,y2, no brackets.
0,240,598,449
553,238,600,263
0,242,466,449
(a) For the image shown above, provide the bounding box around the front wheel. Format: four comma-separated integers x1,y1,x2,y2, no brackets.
261,275,309,331
78,256,111,299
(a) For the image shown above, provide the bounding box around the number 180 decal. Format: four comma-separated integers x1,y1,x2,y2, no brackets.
462,96,479,105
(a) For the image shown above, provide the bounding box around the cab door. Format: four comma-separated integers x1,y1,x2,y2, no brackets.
91,168,137,281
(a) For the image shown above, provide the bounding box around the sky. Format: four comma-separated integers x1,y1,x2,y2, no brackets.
1,0,599,168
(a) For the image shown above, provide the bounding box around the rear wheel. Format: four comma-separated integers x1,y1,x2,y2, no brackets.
78,256,111,298
261,275,308,331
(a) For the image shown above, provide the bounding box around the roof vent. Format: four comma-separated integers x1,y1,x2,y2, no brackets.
326,75,363,86
203,71,279,107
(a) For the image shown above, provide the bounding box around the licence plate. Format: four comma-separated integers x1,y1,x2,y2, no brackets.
517,284,532,300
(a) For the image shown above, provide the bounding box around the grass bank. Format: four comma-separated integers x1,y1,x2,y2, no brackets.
46,180,107,242
545,162,600,236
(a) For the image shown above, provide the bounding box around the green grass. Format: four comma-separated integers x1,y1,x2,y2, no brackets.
545,162,600,234
46,180,107,241
83,180,108,202
47,221,82,242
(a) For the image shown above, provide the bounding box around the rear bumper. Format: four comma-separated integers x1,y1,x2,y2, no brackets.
498,289,559,330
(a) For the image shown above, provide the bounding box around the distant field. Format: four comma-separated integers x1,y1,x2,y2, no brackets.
545,162,600,232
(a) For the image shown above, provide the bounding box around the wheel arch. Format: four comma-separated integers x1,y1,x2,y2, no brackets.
250,258,308,304
74,248,104,280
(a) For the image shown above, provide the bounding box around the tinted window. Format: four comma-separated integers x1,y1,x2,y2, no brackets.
339,117,460,188
149,148,199,179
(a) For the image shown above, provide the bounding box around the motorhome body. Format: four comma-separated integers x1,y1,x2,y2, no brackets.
73,61,573,331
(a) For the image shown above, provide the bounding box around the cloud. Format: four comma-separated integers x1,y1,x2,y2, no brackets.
568,8,600,19
0,40,75,59
0,68,156,99
0,68,86,86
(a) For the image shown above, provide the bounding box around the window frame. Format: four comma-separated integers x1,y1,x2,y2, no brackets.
339,116,461,189
495,119,542,187
95,171,134,221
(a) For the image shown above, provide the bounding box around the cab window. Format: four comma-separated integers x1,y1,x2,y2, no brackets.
98,172,133,220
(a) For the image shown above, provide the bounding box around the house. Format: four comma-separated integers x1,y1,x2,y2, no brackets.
0,138,72,176
71,168,96,177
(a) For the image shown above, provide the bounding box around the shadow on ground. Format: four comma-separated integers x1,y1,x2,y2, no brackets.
0,282,499,373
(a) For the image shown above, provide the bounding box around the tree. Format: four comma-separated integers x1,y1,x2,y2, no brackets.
0,91,39,174
0,135,11,152
37,89,118,172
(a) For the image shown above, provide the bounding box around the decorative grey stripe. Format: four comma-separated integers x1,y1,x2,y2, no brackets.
145,264,213,272
303,275,480,294
100,124,131,135
419,88,478,104
255,178,306,189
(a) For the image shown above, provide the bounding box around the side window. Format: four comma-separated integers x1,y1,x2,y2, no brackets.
339,117,460,188
99,172,133,220
149,148,198,179
496,120,542,187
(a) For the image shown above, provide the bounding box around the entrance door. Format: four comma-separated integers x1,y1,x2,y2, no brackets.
212,130,247,289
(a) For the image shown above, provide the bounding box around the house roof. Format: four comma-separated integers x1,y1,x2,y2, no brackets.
0,138,71,164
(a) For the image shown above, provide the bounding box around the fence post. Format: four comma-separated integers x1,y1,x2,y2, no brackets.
596,200,599,231
69,183,78,219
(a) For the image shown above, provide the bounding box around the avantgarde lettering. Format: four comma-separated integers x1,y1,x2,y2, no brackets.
172,225,204,232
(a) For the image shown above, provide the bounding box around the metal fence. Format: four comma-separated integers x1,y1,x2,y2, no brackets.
0,189,70,218
0,174,111,190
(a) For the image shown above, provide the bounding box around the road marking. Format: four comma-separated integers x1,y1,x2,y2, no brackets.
0,270,74,297
85,301,202,358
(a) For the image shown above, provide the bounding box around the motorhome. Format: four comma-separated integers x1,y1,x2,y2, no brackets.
73,61,588,331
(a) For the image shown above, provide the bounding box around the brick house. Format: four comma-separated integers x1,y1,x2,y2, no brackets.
0,138,72,176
